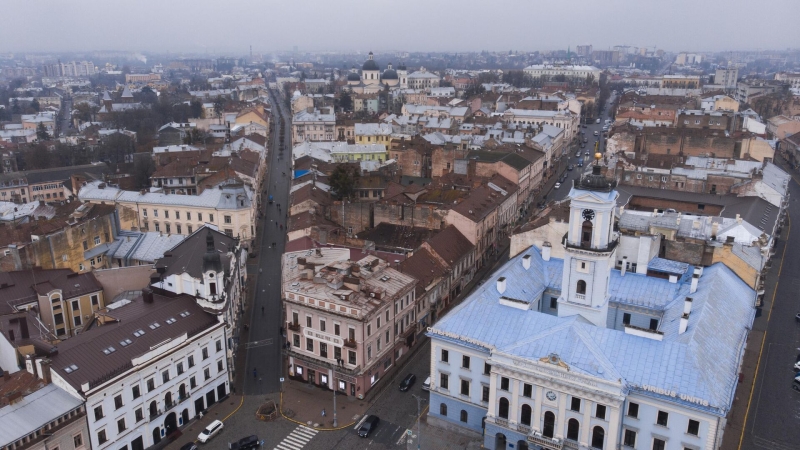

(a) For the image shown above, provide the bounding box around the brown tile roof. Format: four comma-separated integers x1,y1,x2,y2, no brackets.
424,225,474,267
49,292,219,392
450,175,518,222
288,211,340,233
399,247,447,289
0,269,102,315
356,223,438,250
0,202,116,248
291,183,332,207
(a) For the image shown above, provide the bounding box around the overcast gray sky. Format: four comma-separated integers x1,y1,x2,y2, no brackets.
2,0,798,55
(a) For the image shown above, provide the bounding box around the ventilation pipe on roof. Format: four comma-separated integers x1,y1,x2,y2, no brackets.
736,213,742,224
690,274,699,293
522,254,532,270
679,313,689,334
143,288,154,303
711,222,719,240
684,297,693,315
621,256,628,276
497,277,507,294
541,243,551,262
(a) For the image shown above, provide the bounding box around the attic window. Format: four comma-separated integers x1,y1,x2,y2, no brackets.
102,346,116,355
149,322,161,330
165,318,177,325
133,329,145,337
380,276,391,282
119,339,133,347
179,311,191,318
63,364,78,373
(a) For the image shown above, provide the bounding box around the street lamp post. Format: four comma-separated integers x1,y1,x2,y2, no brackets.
411,394,427,450
332,362,338,427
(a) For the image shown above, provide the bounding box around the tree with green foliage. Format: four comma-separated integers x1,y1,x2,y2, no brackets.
36,122,50,141
329,164,360,200
337,92,353,112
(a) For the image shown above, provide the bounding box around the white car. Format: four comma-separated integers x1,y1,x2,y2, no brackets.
198,420,224,443
794,361,800,372
554,182,562,189
422,376,431,391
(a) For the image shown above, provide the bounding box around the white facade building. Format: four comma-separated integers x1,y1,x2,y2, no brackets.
523,65,601,82
427,163,756,450
49,291,230,450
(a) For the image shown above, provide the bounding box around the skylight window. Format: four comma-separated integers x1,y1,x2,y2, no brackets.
179,311,191,318
149,322,161,330
133,329,145,337
63,364,78,373
102,346,116,355
119,338,133,347
165,318,177,325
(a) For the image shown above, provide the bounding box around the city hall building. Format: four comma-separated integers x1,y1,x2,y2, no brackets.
427,162,756,450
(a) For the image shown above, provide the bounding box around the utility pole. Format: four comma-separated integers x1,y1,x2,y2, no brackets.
411,394,427,450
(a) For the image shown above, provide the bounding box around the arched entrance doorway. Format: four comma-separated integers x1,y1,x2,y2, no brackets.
164,412,178,434
516,440,529,450
494,433,506,449
152,427,161,444
181,408,189,426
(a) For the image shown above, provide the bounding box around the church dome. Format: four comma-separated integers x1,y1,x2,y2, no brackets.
397,62,407,71
382,64,398,80
347,72,361,81
362,51,379,71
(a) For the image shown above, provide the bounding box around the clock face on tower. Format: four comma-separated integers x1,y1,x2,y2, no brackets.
546,390,557,401
582,209,596,221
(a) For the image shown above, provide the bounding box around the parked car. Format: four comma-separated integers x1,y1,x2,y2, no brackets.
180,444,198,450
575,151,581,158
593,131,599,136
554,182,561,189
596,118,601,124
794,361,800,372
230,435,260,450
422,376,431,391
198,420,224,443
358,415,380,438
399,373,417,391
584,151,590,156
567,165,574,171
794,376,800,392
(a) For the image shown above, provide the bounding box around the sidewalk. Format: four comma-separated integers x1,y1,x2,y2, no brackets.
163,394,245,449
401,413,483,450
279,379,370,429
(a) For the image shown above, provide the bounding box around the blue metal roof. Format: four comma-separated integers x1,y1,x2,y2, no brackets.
647,257,690,276
432,249,755,415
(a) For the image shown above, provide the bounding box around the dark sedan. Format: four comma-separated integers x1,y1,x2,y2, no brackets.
358,415,380,438
399,373,416,391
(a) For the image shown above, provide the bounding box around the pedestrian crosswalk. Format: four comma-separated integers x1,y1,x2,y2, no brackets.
273,425,318,450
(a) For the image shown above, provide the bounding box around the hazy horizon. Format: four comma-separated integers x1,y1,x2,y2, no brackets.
1,0,799,55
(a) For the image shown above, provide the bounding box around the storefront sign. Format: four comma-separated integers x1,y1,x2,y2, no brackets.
305,329,343,346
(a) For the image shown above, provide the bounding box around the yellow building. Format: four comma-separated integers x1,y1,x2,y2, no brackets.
661,75,701,89
354,122,393,146
0,269,105,338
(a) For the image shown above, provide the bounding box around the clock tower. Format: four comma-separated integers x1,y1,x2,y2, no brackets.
557,155,618,327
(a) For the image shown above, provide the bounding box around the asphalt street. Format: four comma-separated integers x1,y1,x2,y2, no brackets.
243,90,293,397
550,92,616,202
739,165,800,450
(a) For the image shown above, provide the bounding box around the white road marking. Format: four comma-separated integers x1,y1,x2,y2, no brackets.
273,425,318,450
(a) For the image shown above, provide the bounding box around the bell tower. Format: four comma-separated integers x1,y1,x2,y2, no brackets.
558,154,618,327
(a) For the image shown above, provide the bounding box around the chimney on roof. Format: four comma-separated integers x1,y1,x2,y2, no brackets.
142,288,154,303
522,254,532,270
711,222,719,240
679,313,689,334
736,213,742,224
37,359,52,384
684,296,693,315
496,277,507,294
690,274,699,293
621,256,628,276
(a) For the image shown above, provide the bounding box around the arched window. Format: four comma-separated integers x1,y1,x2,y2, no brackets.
520,404,532,426
581,220,593,246
567,418,580,440
498,397,509,419
149,400,158,417
576,280,587,295
543,411,556,438
591,426,605,449
440,403,447,416
460,410,468,423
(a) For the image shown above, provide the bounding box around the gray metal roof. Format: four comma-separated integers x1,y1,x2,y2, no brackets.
0,384,83,447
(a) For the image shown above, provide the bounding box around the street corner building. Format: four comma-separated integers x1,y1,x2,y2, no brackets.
426,164,756,450
47,290,231,450
281,248,422,399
